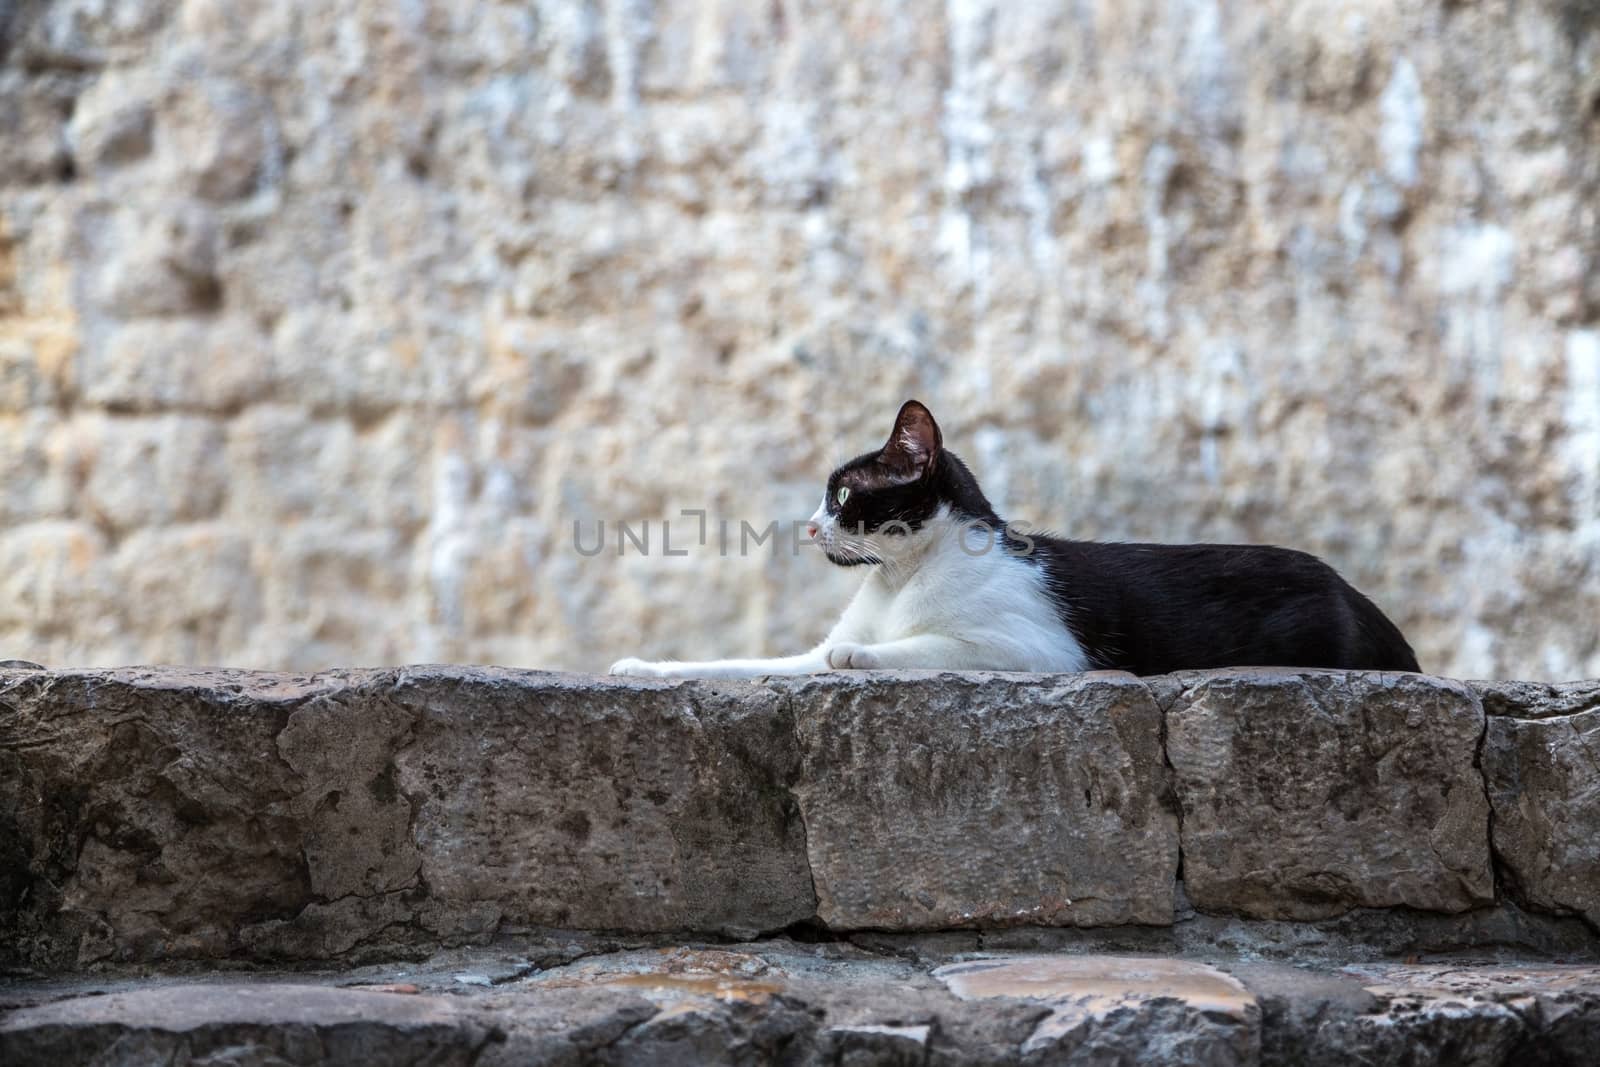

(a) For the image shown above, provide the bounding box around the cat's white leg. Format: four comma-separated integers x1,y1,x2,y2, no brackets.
825,634,976,670
609,649,829,679
610,574,887,679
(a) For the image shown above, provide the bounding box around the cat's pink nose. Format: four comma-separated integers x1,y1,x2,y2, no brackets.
806,522,819,539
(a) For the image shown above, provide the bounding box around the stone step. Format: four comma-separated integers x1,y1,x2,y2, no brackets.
4,940,1598,1066
2,666,1599,968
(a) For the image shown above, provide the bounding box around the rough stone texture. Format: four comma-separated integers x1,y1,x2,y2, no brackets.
1165,670,1494,920
5,942,1600,1067
0,667,332,967
791,672,1178,929
0,666,815,968
1235,960,1600,1067
1483,706,1600,930
934,954,1259,1063
0,984,504,1067
386,668,816,940
3,1,1600,679
1472,678,1600,721
966,902,1600,967
5,665,1600,973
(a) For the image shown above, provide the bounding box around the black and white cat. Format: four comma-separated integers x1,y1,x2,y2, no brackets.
609,400,1419,678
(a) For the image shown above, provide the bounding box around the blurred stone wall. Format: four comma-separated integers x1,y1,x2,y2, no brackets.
1,0,1597,679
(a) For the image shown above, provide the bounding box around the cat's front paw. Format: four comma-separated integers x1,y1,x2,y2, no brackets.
609,657,674,677
826,643,882,670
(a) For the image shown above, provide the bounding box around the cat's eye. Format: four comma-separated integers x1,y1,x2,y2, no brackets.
835,486,850,506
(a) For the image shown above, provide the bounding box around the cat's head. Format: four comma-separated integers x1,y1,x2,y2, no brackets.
807,400,1000,566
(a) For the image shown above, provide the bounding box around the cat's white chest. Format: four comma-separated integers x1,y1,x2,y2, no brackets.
832,526,1089,672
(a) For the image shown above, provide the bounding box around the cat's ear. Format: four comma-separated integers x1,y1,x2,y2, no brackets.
881,399,942,481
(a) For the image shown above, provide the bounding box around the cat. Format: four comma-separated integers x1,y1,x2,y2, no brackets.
608,400,1420,679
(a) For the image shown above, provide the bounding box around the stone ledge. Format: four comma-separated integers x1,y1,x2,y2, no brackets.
2,665,1597,968
4,940,1598,1067
1165,671,1490,919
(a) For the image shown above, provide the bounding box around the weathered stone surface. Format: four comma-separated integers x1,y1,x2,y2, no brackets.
108,524,260,667
1473,679,1600,721
935,954,1259,1064
0,666,815,967
0,331,71,413
1226,961,1379,1067
0,71,74,185
65,73,156,172
1233,959,1600,1067
790,671,1178,930
10,0,171,69
0,668,351,966
1291,962,1600,1067
222,405,428,527
166,80,280,201
1484,707,1600,930
937,899,1600,968
0,984,503,1067
6,942,1600,1067
0,411,73,524
2,1,1600,677
249,521,416,669
0,522,116,640
77,413,227,531
388,668,816,938
7,665,1600,971
83,202,224,318
79,317,272,413
1166,670,1493,920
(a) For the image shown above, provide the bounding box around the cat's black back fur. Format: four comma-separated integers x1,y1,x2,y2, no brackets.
1026,537,1420,674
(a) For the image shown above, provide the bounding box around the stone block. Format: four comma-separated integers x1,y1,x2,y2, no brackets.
0,412,73,523
1472,678,1600,721
0,329,76,412
85,202,223,318
0,985,499,1066
80,316,272,413
1166,670,1493,919
108,524,260,664
0,668,334,965
254,522,412,669
223,405,352,523
14,0,170,67
211,198,346,324
66,74,155,171
0,522,112,632
166,80,279,200
78,413,227,531
0,72,72,186
789,671,1179,929
0,200,78,322
224,406,426,529
390,669,816,938
1483,703,1600,929
264,310,417,415
934,955,1258,1063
